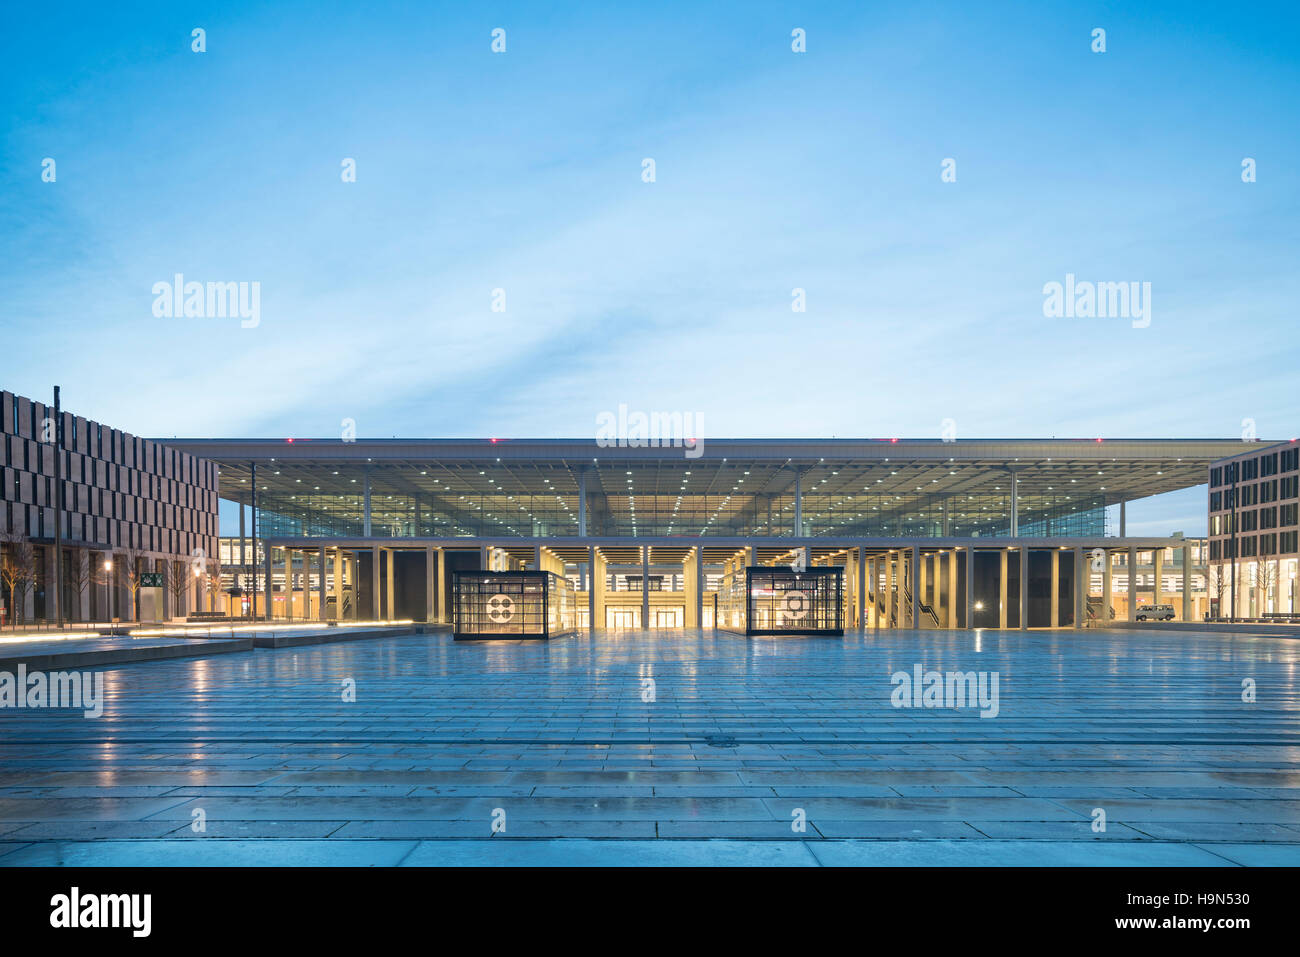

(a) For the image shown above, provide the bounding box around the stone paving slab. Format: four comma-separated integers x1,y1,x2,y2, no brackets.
0,627,1298,865
0,839,419,866
804,840,1244,866
399,839,822,867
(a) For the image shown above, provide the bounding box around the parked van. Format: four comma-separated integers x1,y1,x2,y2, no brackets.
1135,604,1175,621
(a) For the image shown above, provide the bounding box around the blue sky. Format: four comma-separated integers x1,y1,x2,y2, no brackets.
2,1,1297,536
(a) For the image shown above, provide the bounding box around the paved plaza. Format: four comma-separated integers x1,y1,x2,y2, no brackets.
0,627,1298,866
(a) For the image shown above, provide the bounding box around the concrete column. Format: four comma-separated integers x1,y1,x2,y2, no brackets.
918,551,928,626
947,550,959,629
683,551,698,629
238,504,246,618
641,546,650,629
258,543,268,620
869,556,878,626
1127,546,1137,622
278,547,288,620
385,548,396,620
435,549,447,623
1050,549,1060,628
1102,549,1112,625
425,545,436,623
910,547,920,629
1154,547,1164,606
588,546,597,632
1018,547,1029,629
1182,543,1192,621
695,547,704,631
592,548,607,631
302,549,311,621
317,546,326,621
999,548,1009,629
1073,546,1084,629
857,546,866,635
371,547,381,620
885,551,895,626
349,552,359,620
964,546,974,629
332,548,343,620
935,552,944,627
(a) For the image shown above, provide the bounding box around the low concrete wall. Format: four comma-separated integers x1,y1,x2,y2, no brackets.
1102,621,1299,638
0,637,253,672
252,623,441,649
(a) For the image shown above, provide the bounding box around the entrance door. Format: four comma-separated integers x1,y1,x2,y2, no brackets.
606,608,639,629
654,608,682,628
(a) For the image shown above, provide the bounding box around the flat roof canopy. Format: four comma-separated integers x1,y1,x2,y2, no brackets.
164,437,1259,539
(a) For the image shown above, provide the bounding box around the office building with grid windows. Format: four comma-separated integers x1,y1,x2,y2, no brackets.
0,390,219,624
1207,441,1300,618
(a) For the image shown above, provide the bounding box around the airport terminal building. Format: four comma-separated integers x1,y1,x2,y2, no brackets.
163,434,1268,632
6,387,1289,632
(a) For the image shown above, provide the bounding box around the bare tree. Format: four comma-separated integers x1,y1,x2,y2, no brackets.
62,547,91,624
205,556,224,615
1258,559,1279,616
119,546,147,622
166,558,190,621
0,530,37,629
1207,564,1225,620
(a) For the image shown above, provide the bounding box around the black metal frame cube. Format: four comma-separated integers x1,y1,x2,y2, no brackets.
744,566,844,636
452,570,576,640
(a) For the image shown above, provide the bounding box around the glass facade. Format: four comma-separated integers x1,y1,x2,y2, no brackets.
745,567,845,636
249,476,1105,540
452,570,576,639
